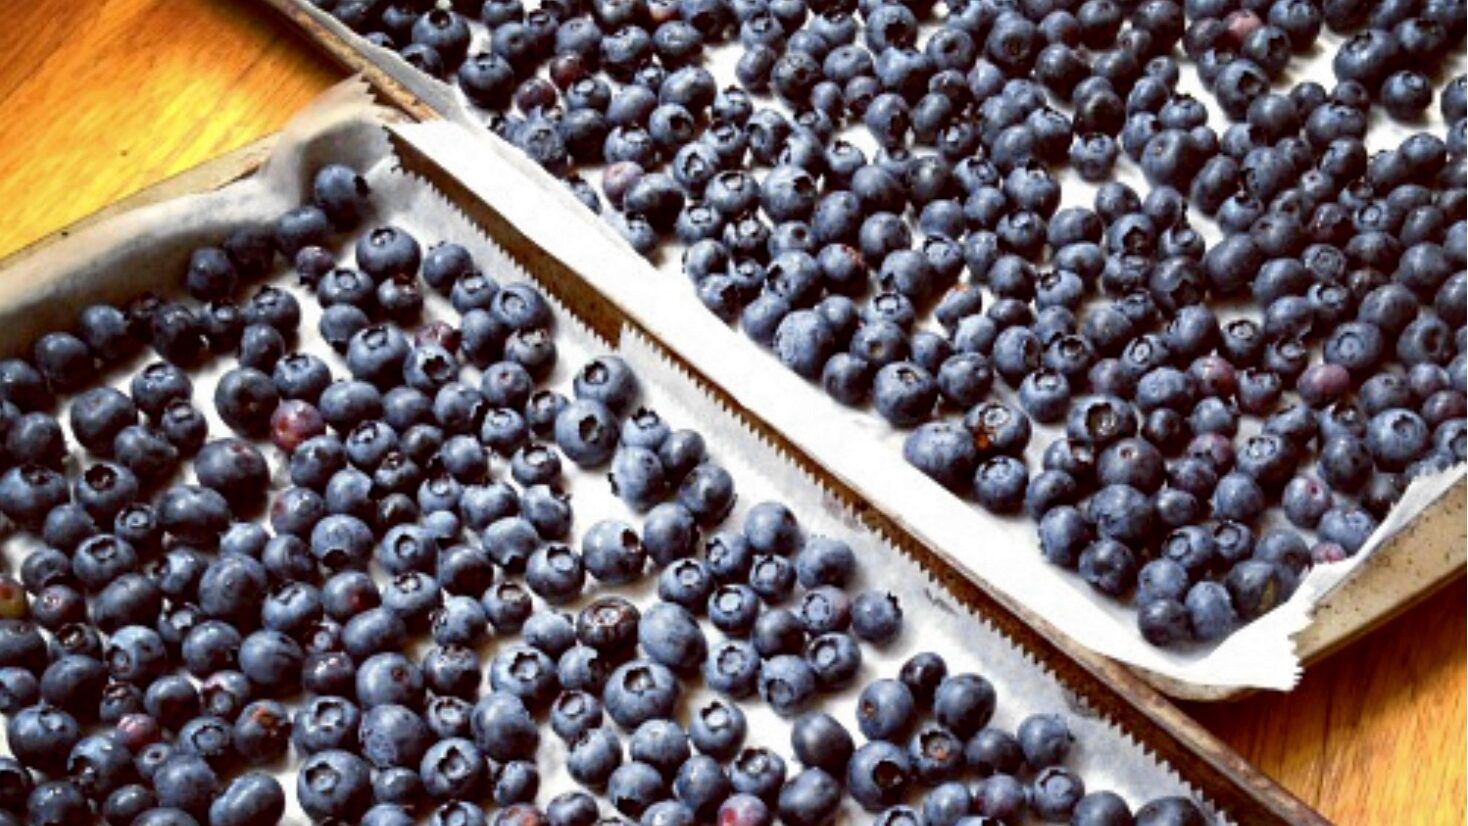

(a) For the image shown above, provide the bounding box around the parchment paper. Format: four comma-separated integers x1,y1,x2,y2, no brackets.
0,80,1215,821
267,0,1468,690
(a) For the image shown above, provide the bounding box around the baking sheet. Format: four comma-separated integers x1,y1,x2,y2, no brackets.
0,79,1216,822
267,0,1468,691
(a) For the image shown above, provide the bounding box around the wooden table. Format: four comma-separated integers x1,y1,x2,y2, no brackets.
1,1,1462,822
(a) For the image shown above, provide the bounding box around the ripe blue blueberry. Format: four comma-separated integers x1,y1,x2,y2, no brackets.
847,740,913,811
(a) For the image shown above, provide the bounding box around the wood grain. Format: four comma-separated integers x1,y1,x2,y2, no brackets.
1189,579,1466,824
0,1,1461,823
0,0,338,257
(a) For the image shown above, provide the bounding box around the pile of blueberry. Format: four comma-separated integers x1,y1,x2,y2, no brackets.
785,651,1208,825
0,163,1204,824
701,647,1217,826
314,0,1466,648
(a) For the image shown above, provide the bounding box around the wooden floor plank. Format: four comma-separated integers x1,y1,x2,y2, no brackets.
0,0,338,256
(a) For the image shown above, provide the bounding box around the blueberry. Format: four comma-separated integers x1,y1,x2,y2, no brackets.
237,629,304,692
416,736,488,802
850,590,902,644
606,760,667,818
179,619,241,677
818,352,870,405
378,570,442,630
193,438,270,509
73,464,140,525
968,400,1032,457
431,801,490,826
43,504,97,555
288,748,370,821
149,752,218,817
772,310,837,379
904,421,980,491
51,622,103,661
0,358,50,412
419,378,475,437
625,719,689,782
76,303,138,364
143,302,209,366
576,519,644,584
193,672,249,725
487,645,558,710
1074,535,1135,598
1019,765,1083,820
1060,789,1134,826
608,447,665,512
0,466,65,522
1027,468,1081,523
629,504,697,570
432,594,490,647
8,705,82,775
1135,796,1209,826
409,689,462,740
845,740,912,812
173,713,239,772
547,689,604,746
421,644,483,701
27,781,91,826
850,678,911,743
677,462,737,525
972,455,1028,514
1318,505,1379,554
231,698,293,765
603,659,680,731
208,367,275,438
638,602,707,675
102,784,155,826
868,361,937,427
305,164,371,229
32,331,93,393
904,717,965,790
1255,529,1310,584
564,726,624,789
745,554,794,605
740,600,801,659
343,326,411,390
521,542,585,602
1135,555,1189,609
5,412,65,468
1365,408,1432,471
0,668,37,714
68,387,138,454
1133,592,1190,645
545,791,600,826
765,767,837,826
1436,418,1467,464
29,582,87,631
504,440,559,487
349,227,419,283
706,583,758,636
149,399,206,458
655,558,712,612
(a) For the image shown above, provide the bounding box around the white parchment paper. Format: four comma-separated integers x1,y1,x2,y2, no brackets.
268,0,1468,690
0,80,1222,821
